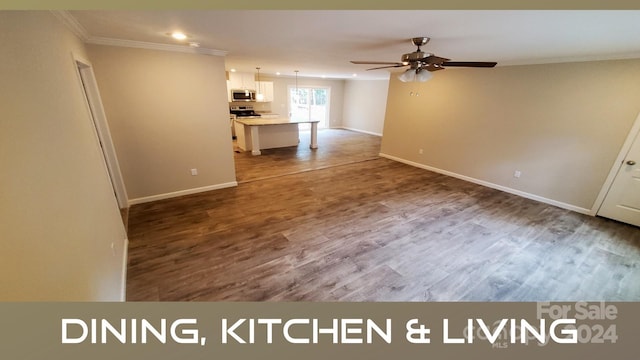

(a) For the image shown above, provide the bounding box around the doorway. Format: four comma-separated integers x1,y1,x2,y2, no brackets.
288,86,330,129
75,57,128,211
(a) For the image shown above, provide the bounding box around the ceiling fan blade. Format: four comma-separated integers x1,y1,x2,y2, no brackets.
366,64,407,71
423,55,450,64
441,61,497,68
351,61,404,65
424,64,445,72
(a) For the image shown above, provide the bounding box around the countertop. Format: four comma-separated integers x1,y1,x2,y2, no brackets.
235,117,320,126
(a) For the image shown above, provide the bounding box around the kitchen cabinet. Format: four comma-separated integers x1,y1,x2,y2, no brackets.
227,73,274,102
227,72,257,101
228,72,256,90
234,120,298,154
255,81,274,102
234,117,319,155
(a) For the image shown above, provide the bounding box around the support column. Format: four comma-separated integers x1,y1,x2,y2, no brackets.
250,126,261,155
310,122,318,149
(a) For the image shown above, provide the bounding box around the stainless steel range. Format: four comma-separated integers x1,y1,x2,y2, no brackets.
230,105,261,139
230,105,261,119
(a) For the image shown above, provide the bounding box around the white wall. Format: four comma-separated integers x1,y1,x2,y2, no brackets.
381,59,640,211
342,79,389,135
86,45,237,203
0,11,127,300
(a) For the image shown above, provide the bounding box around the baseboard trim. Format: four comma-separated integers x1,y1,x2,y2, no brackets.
338,126,382,137
120,237,129,302
128,181,238,206
379,153,593,216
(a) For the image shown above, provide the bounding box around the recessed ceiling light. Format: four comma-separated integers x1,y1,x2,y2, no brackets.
352,73,358,77
230,69,237,72
170,32,187,40
322,75,327,79
276,72,281,76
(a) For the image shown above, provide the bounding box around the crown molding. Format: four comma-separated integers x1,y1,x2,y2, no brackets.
50,10,89,41
51,10,227,57
85,37,228,57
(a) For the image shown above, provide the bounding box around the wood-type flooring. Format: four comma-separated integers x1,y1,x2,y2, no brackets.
233,128,381,183
126,129,640,301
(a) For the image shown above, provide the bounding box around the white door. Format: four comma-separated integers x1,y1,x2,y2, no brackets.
598,129,640,226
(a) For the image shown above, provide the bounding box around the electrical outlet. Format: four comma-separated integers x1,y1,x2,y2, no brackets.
419,148,424,154
514,170,522,178
190,168,198,176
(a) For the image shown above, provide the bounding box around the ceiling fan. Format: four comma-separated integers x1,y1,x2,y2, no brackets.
351,37,497,82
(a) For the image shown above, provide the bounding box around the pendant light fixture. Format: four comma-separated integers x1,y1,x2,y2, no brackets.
255,67,265,101
294,70,299,103
289,70,300,119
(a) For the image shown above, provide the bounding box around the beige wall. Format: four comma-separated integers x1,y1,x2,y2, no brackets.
86,45,236,202
342,79,389,135
381,59,640,210
260,75,345,128
0,12,127,300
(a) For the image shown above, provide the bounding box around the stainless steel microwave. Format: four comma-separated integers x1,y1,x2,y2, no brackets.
231,89,256,102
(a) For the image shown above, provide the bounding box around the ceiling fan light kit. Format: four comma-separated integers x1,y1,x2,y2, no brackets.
351,37,497,83
398,68,433,82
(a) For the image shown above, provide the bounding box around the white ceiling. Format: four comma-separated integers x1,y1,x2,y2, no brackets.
68,10,640,80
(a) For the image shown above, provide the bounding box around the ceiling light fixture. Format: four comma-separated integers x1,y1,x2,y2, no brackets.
230,69,237,73
170,32,188,40
256,67,264,101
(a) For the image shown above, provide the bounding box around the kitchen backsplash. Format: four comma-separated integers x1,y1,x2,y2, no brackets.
229,101,272,112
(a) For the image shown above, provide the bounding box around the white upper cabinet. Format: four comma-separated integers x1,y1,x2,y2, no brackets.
226,71,274,102
227,72,256,91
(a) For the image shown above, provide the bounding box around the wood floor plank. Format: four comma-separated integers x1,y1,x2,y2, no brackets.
125,129,640,301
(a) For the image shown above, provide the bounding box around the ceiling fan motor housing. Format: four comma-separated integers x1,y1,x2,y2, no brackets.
411,37,430,47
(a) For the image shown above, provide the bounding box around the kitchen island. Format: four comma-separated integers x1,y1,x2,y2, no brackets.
234,118,319,155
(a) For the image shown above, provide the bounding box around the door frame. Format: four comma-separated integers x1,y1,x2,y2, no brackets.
73,54,129,209
591,110,640,216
